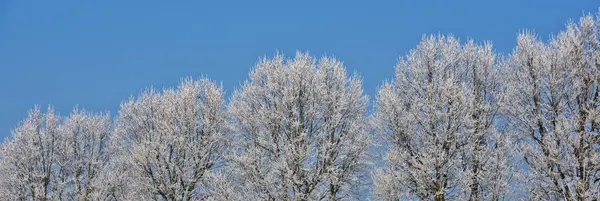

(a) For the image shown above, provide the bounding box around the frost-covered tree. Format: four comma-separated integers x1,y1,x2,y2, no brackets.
55,109,112,201
0,106,111,201
0,106,60,200
504,14,600,200
373,35,517,201
221,52,371,200
107,78,229,200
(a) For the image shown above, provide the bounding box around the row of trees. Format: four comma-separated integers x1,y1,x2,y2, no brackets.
1,12,600,201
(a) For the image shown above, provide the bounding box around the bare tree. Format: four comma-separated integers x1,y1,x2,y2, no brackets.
504,13,600,200
107,78,229,200
373,35,517,201
0,106,60,201
4,10,600,201
0,106,111,201
56,109,112,201
222,52,371,200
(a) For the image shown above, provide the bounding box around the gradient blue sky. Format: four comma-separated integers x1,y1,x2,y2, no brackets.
0,1,598,140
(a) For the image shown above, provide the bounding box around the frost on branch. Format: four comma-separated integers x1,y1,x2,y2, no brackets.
106,78,229,200
221,52,371,200
0,106,111,200
504,13,600,200
373,35,518,201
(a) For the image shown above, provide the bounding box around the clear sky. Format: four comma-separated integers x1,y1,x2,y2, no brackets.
0,0,598,140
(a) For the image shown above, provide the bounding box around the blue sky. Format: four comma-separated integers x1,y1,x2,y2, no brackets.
0,0,598,140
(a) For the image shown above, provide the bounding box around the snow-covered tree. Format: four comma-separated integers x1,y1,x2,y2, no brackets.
0,106,60,200
56,109,112,200
0,106,111,201
4,10,600,201
504,14,600,200
222,52,371,200
373,35,517,201
107,78,229,200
